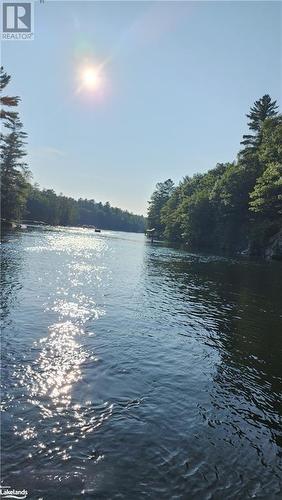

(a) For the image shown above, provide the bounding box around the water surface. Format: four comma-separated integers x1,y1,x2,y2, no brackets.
1,228,282,499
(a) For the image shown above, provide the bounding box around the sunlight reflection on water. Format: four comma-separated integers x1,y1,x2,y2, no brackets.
50,298,104,323
24,321,86,405
10,230,112,468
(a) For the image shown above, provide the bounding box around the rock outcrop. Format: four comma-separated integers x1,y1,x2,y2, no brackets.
264,229,282,260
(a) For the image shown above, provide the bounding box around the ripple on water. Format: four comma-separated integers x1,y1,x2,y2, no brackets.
1,228,282,499
21,321,86,405
49,297,104,324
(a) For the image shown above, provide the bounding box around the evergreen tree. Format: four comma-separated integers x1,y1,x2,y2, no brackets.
0,68,30,221
240,95,278,151
1,115,30,221
0,66,20,122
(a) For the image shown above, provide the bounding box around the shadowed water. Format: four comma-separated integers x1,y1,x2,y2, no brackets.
1,228,282,499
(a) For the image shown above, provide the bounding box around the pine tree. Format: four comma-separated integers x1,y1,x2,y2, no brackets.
1,67,30,222
1,115,30,221
0,66,20,122
240,95,278,150
247,95,278,131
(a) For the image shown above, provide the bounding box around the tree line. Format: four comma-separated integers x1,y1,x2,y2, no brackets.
148,95,282,257
26,187,145,232
0,67,145,233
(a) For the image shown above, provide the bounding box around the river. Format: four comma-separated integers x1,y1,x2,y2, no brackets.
1,227,282,499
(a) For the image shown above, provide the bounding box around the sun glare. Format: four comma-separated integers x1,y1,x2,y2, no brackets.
81,65,102,91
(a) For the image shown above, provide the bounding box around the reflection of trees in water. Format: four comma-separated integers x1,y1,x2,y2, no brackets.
144,248,282,452
1,231,25,325
1,230,26,465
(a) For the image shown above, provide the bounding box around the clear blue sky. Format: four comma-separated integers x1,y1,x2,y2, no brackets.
3,1,281,215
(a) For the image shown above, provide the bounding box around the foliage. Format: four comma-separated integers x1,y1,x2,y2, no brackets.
26,186,145,232
0,66,20,122
148,96,282,255
147,179,174,234
1,69,30,221
240,94,278,152
249,163,282,217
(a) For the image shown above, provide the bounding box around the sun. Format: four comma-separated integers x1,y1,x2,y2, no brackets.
81,66,102,91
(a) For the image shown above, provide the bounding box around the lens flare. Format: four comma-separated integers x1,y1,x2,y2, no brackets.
80,65,102,92
81,66,101,90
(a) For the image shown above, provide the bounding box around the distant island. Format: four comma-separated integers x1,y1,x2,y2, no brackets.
147,95,282,260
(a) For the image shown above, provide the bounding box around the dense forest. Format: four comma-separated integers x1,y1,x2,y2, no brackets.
148,95,282,258
26,188,145,232
0,67,145,233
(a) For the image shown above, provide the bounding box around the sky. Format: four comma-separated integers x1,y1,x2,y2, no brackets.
3,0,281,215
